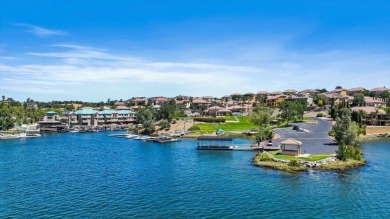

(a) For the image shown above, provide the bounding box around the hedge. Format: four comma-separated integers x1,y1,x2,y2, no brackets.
193,117,226,123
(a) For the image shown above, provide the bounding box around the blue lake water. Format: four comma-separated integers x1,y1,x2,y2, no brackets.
1,132,390,218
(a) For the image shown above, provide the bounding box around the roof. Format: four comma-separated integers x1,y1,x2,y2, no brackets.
299,89,319,94
207,106,222,110
280,138,302,145
283,89,298,93
116,105,130,110
99,109,116,115
364,96,385,104
197,136,233,141
351,107,386,115
46,111,58,115
370,87,389,92
155,97,168,102
256,91,269,95
348,87,365,92
270,91,282,95
193,99,208,104
331,88,347,92
243,92,255,96
230,93,242,96
74,109,97,115
114,101,125,106
117,110,134,114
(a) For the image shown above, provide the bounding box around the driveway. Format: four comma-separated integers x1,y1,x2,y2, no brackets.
273,118,338,154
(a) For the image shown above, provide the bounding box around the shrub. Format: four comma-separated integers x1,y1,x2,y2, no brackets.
328,130,336,137
193,117,226,123
288,160,301,167
336,143,363,161
316,112,324,117
159,120,170,130
188,125,201,131
258,152,273,161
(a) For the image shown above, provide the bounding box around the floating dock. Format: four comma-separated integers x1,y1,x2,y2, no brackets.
196,136,280,151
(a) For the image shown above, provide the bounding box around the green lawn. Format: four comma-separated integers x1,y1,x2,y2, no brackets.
194,116,258,133
269,151,333,161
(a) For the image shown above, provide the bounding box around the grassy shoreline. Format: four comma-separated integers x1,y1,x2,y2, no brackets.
252,152,365,173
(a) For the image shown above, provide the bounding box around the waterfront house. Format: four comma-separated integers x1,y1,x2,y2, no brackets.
39,111,65,132
351,106,389,126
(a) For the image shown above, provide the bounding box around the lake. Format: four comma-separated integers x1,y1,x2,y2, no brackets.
1,132,389,218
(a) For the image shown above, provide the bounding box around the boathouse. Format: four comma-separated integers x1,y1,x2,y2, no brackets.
280,138,302,156
196,136,233,150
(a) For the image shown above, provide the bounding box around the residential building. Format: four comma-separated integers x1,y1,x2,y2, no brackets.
318,92,349,106
347,87,365,96
351,106,389,126
266,95,286,107
155,97,169,106
39,111,65,132
282,89,298,95
370,87,389,96
269,91,282,96
364,96,386,107
192,98,210,110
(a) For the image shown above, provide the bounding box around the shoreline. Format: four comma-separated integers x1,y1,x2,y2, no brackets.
252,152,366,173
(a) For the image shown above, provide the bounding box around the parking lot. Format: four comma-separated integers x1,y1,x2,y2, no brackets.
273,118,338,154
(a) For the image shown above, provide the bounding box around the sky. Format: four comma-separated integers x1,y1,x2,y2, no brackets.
1,0,390,102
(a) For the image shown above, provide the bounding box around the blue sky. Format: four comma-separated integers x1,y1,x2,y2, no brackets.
1,0,390,101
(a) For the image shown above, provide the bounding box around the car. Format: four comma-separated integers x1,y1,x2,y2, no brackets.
292,125,299,130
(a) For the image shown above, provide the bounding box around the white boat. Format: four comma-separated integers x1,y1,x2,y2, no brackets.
20,133,42,138
0,134,20,140
133,136,144,140
155,134,181,143
125,134,138,139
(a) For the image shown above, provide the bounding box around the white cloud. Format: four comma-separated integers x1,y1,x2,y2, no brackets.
1,43,389,101
11,22,66,37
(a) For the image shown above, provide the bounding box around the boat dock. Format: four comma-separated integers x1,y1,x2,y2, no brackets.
196,136,280,151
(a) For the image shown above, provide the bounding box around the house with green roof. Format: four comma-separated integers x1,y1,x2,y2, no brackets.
68,108,136,127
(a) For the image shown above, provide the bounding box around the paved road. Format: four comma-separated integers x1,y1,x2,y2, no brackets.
273,118,339,154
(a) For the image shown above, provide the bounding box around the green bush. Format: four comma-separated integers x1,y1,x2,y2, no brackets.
336,143,363,161
159,120,170,130
188,125,201,131
193,117,226,123
258,152,273,161
316,112,324,117
288,160,301,167
328,130,336,137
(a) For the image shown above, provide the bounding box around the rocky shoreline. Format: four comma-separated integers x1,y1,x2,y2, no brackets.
253,152,365,173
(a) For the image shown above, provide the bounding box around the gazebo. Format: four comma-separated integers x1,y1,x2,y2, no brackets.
280,138,302,156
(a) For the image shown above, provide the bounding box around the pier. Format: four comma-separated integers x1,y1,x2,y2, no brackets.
196,136,280,151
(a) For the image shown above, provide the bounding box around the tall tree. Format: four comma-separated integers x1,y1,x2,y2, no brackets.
333,108,359,146
352,93,365,106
